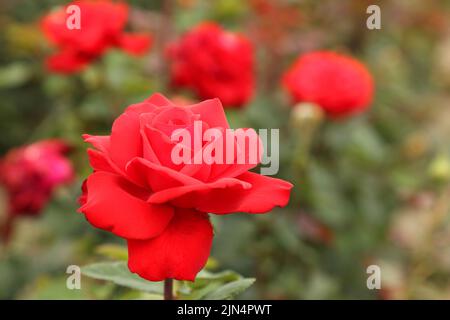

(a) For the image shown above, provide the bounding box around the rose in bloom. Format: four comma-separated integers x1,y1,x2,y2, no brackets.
166,22,254,108
79,93,292,281
282,51,374,118
0,140,74,216
41,0,152,73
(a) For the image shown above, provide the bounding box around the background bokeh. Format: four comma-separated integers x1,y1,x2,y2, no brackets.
1,0,450,299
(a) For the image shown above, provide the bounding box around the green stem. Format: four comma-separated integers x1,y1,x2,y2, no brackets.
164,278,174,300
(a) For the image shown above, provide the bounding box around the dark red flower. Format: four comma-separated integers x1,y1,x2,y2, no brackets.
282,51,374,118
0,140,74,216
79,93,292,281
166,22,254,108
41,0,152,74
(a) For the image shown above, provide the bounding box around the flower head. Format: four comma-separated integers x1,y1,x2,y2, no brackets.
0,140,74,216
41,0,152,73
282,51,374,118
79,93,292,281
166,22,254,108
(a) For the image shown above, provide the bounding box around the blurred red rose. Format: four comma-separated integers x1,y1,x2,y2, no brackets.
41,0,152,74
282,51,374,118
166,22,254,108
0,140,74,216
79,93,292,281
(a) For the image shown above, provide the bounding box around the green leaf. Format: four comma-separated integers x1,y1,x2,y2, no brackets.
180,270,244,300
179,270,254,300
81,261,163,294
81,261,254,300
196,270,241,282
203,278,255,300
184,282,223,300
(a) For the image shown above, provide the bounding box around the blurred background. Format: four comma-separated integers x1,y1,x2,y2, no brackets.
1,0,450,299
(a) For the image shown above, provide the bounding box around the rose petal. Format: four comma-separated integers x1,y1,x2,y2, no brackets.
45,50,91,74
109,111,143,171
224,171,293,213
107,102,162,170
148,172,292,214
84,135,122,174
180,158,212,182
87,149,115,172
126,101,157,114
207,128,262,181
127,208,213,281
147,177,251,206
79,171,174,240
188,98,230,129
143,125,184,171
125,157,200,191
144,93,174,107
83,134,110,153
140,116,162,165
117,33,152,56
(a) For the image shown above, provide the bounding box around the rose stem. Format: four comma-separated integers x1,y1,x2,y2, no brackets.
164,278,174,300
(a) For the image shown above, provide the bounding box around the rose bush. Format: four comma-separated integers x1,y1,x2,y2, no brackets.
0,140,73,216
79,93,292,281
166,22,254,108
41,0,152,73
282,51,374,118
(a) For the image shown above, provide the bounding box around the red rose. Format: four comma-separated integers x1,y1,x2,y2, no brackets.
41,0,152,74
166,22,254,108
0,140,74,216
79,93,292,281
282,51,374,118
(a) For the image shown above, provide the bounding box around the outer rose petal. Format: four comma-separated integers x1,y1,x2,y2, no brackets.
117,33,152,55
188,98,230,129
83,134,110,152
145,93,175,107
109,111,143,171
79,171,174,240
127,208,213,281
87,149,116,173
126,101,157,114
148,172,292,214
83,135,121,173
226,172,293,213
